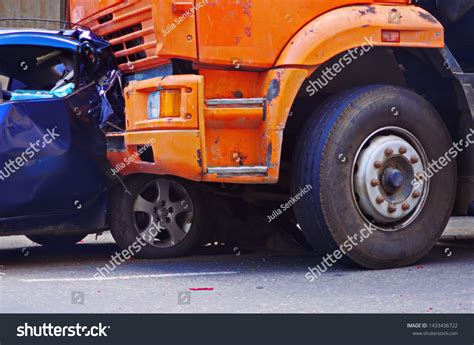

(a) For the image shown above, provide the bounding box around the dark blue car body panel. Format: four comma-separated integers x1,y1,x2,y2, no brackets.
0,29,119,236
0,32,81,51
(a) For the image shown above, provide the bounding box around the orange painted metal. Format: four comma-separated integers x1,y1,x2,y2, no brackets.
111,74,206,180
70,0,124,21
124,75,203,131
196,0,412,68
172,1,195,14
70,0,197,73
204,107,264,130
70,0,445,185
108,130,203,181
276,5,443,69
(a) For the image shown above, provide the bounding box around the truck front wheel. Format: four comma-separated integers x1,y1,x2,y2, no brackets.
292,85,457,269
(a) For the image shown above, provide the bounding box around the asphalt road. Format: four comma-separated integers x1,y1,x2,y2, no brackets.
0,218,472,313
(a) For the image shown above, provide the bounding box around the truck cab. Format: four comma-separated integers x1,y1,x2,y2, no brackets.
69,0,474,268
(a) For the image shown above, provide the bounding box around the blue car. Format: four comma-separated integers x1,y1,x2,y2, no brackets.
0,28,123,246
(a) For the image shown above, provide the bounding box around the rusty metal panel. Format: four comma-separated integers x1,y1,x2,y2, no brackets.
71,0,198,73
0,0,66,29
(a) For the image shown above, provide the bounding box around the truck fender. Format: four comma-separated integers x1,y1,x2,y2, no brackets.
262,5,444,182
275,5,444,69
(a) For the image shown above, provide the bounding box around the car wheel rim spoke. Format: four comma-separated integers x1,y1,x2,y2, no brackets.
138,219,162,245
165,220,187,245
134,195,156,215
157,179,171,204
133,178,194,248
170,195,193,215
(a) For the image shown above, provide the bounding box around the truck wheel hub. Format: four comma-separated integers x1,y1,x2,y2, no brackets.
382,167,404,191
353,130,429,230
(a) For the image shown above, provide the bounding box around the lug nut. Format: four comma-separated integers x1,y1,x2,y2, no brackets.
370,179,379,187
385,148,394,157
402,203,411,211
388,205,397,213
376,196,385,204
412,191,421,198
399,146,408,154
374,161,383,169
410,156,419,164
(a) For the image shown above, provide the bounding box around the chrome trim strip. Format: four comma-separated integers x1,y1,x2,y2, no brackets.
207,166,268,175
205,98,266,106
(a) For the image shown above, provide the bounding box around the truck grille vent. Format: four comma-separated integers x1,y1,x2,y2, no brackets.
78,0,162,73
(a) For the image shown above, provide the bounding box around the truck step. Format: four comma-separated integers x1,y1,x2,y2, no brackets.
207,166,268,176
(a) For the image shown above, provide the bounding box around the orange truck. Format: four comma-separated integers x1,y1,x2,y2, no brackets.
69,0,474,268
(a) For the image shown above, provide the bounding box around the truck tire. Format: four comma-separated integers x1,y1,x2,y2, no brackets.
291,85,456,269
26,233,87,247
110,175,205,258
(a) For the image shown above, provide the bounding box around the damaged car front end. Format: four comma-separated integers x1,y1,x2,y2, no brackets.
0,28,123,245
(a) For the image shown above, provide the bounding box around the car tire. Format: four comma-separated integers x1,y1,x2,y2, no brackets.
110,175,205,258
291,85,457,269
26,233,87,247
